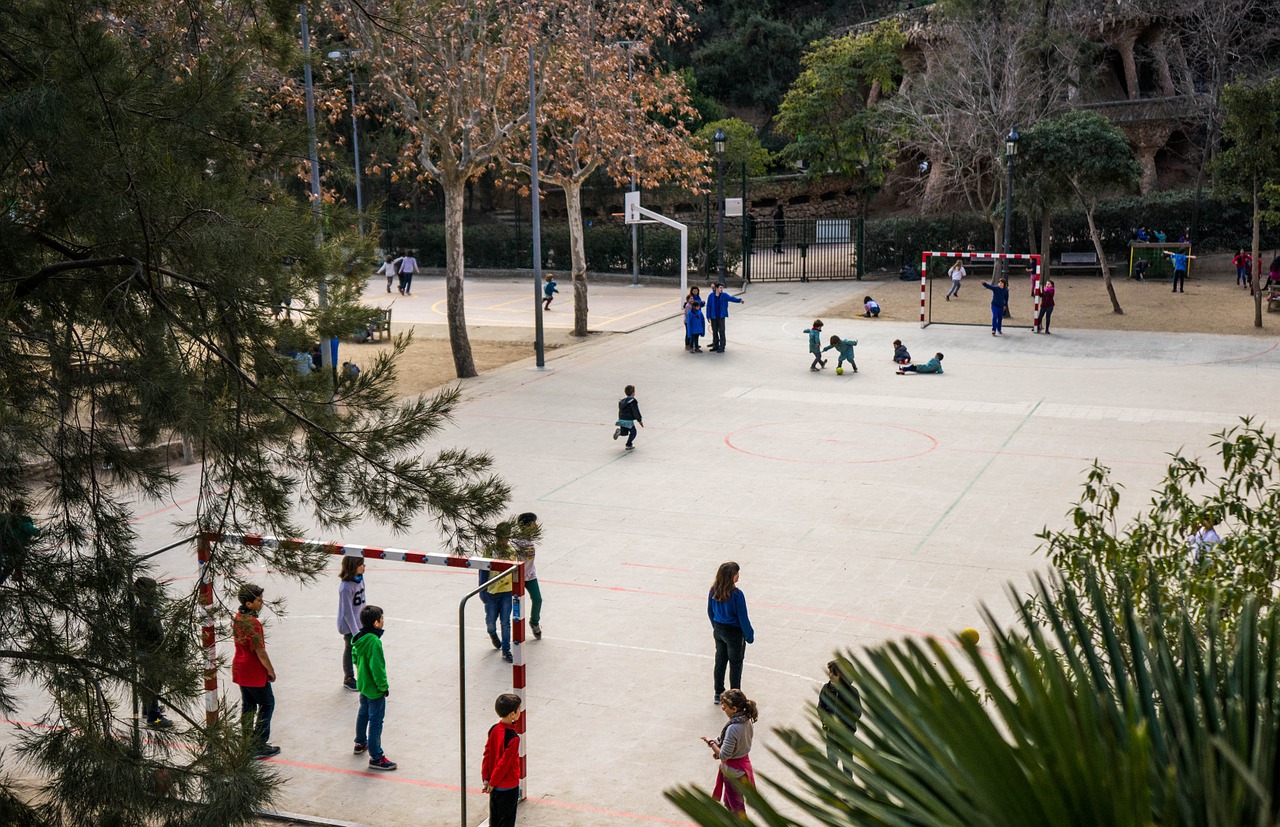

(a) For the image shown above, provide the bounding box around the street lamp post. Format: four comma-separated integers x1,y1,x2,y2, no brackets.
1002,125,1020,280
299,4,332,376
614,41,641,287
327,51,365,238
715,128,726,282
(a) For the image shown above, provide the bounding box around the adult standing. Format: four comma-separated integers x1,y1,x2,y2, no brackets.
702,689,758,818
771,205,785,254
1034,279,1055,334
945,260,965,301
707,561,754,705
233,584,280,758
705,283,744,353
396,251,419,296
1163,249,1195,293
981,278,1009,336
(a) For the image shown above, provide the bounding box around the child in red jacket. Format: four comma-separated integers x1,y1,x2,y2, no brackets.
482,693,523,826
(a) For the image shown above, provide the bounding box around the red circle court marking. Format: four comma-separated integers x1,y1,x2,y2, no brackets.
724,420,939,465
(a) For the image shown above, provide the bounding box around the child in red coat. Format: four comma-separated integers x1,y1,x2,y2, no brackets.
482,693,523,826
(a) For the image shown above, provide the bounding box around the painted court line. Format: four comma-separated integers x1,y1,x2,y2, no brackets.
723,387,1250,425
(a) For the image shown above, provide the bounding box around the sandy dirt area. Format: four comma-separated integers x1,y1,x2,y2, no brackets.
353,253,1279,399
824,252,1279,336
342,326,578,398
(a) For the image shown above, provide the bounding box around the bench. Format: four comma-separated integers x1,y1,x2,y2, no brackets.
1051,251,1108,276
1268,294,1280,313
367,307,392,341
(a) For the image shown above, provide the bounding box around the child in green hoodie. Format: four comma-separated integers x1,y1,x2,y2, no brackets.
352,605,397,770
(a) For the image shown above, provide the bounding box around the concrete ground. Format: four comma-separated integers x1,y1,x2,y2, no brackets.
12,279,1280,827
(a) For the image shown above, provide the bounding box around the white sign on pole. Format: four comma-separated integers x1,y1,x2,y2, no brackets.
724,197,743,218
624,191,641,225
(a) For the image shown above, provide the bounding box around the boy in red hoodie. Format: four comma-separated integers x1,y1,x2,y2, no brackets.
482,693,523,826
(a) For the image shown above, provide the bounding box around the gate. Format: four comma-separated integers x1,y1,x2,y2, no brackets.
742,217,863,282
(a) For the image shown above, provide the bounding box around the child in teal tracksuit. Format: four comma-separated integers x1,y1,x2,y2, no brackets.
803,320,826,371
823,335,858,372
542,275,558,310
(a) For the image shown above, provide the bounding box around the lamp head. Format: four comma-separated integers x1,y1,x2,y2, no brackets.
1005,125,1020,157
714,128,726,156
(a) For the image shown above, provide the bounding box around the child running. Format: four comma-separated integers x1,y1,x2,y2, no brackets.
803,320,826,371
482,693,524,827
892,339,911,365
823,335,858,372
510,513,543,639
614,385,643,450
898,353,944,374
542,274,558,310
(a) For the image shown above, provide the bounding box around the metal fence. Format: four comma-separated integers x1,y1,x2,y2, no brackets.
744,217,863,282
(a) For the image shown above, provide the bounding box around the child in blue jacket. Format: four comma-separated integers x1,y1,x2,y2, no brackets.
823,335,858,372
803,320,826,371
542,274,558,310
686,300,706,352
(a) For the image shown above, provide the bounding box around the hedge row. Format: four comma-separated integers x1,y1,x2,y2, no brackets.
395,221,743,278
863,190,1280,271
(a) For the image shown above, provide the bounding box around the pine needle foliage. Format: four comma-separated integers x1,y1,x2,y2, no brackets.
0,0,509,821
668,570,1280,826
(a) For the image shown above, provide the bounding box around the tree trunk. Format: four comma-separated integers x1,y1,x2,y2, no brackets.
563,182,590,337
442,176,476,377
1086,205,1123,314
1039,210,1053,283
1253,177,1262,327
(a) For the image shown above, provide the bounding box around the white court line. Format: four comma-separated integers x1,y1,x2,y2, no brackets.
287,615,819,683
724,387,1257,425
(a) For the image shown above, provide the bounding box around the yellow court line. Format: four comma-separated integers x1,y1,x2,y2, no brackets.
597,296,685,326
487,297,533,311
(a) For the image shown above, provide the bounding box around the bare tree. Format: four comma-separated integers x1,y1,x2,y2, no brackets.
338,0,543,378
885,2,1077,252
501,1,705,337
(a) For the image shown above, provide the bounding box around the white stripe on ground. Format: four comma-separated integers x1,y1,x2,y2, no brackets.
723,387,1248,425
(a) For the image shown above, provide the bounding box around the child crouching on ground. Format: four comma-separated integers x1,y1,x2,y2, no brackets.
898,353,943,374
823,335,858,372
892,339,911,365
861,296,880,317
803,320,826,371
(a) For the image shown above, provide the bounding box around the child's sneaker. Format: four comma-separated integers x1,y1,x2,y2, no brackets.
343,677,358,691
489,631,501,649
810,366,820,372
612,427,621,440
531,623,542,639
354,742,367,754
851,362,858,373
145,714,174,730
255,744,281,759
502,651,514,663
368,755,398,771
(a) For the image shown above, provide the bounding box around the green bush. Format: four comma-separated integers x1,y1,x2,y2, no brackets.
863,190,1280,271
395,220,738,279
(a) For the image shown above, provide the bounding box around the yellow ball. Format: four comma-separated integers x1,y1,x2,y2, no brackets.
959,628,980,646
836,367,844,375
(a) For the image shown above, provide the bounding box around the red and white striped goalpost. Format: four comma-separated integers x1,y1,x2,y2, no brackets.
919,251,1043,329
196,531,529,794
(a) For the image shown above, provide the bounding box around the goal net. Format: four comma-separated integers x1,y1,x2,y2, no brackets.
919,252,1042,329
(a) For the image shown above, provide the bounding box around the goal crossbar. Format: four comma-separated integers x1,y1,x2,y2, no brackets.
194,531,529,813
920,251,1042,328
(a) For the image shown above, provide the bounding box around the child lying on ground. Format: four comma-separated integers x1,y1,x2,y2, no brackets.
898,353,943,374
